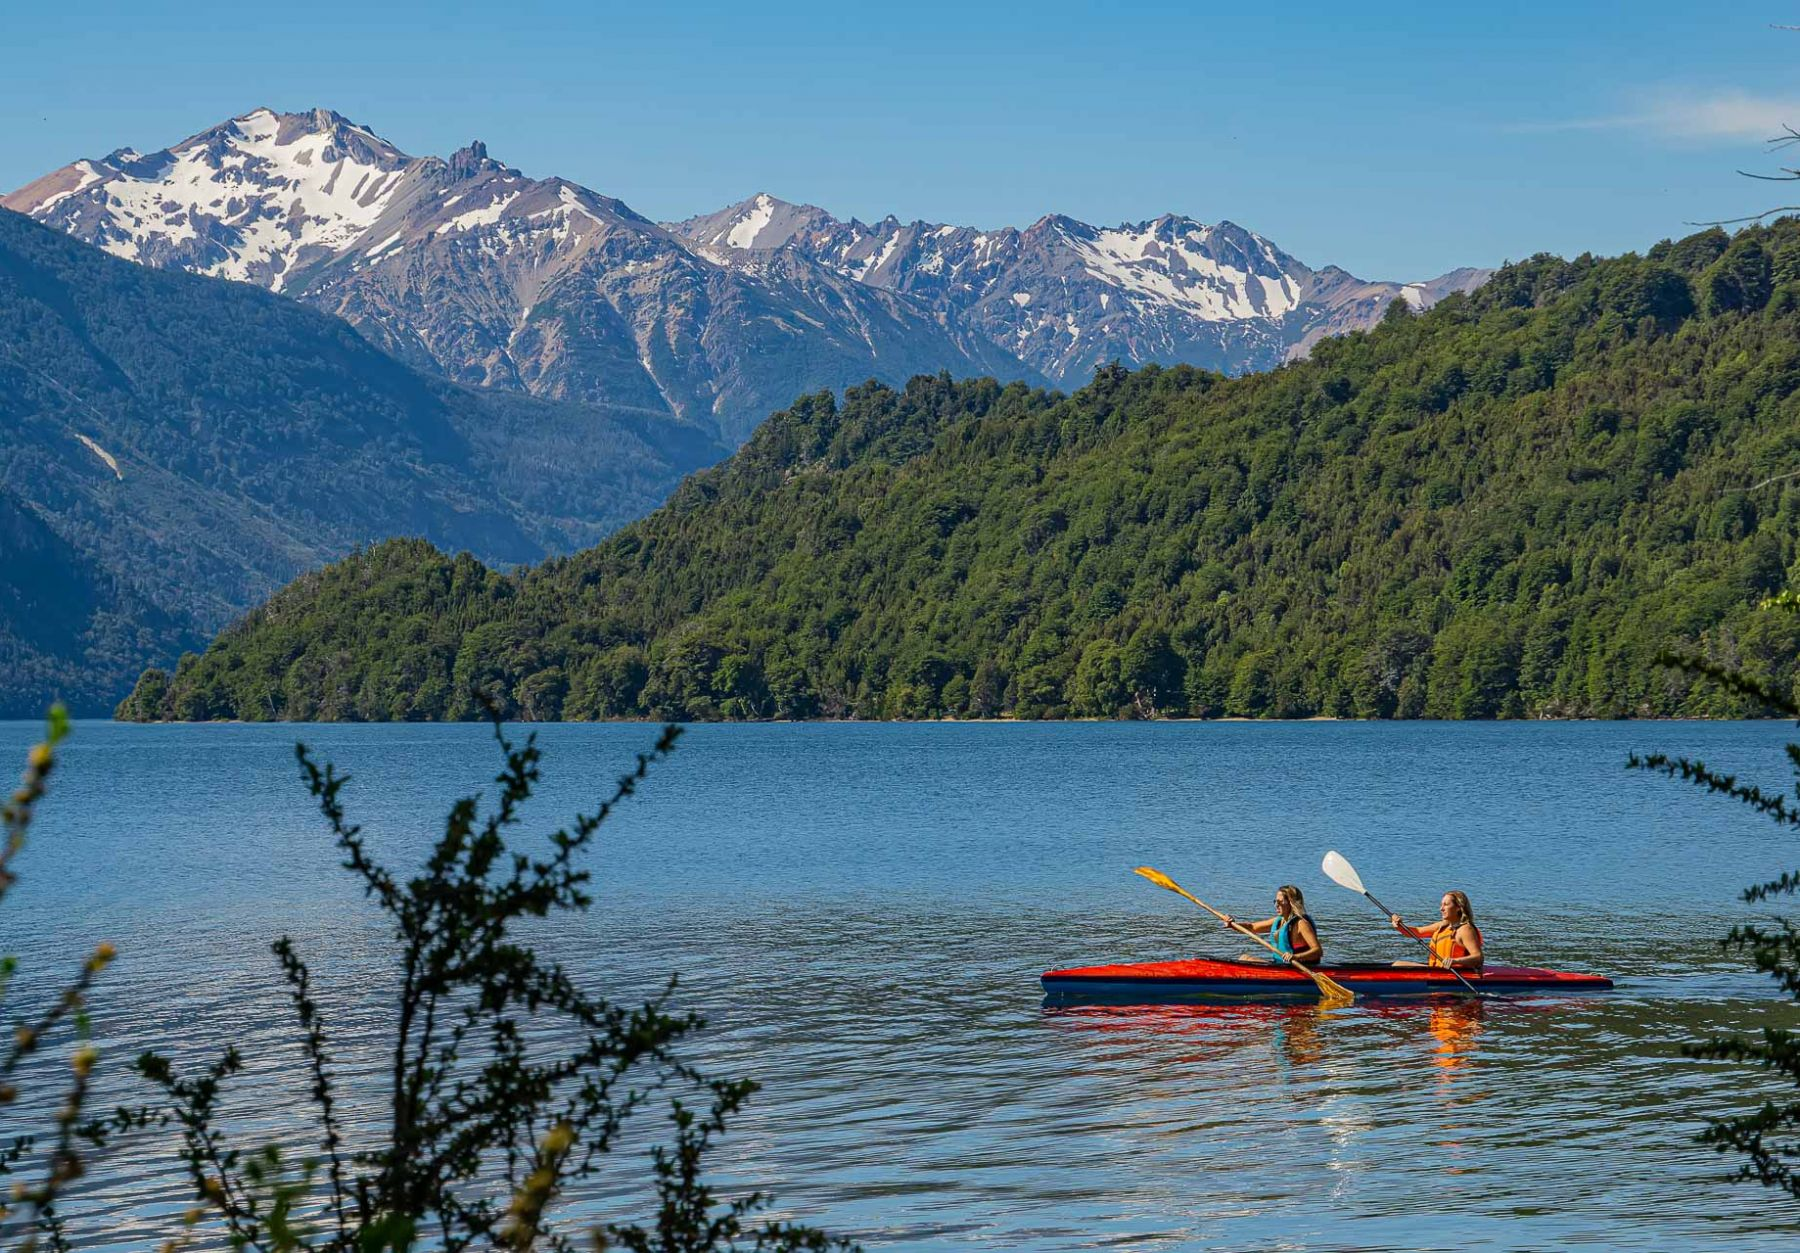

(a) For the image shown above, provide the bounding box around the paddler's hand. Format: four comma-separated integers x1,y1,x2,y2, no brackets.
1390,913,1405,932
1221,914,1237,929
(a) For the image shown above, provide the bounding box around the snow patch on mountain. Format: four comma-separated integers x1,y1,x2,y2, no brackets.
33,162,105,213
726,193,777,248
436,190,520,236
1064,220,1300,321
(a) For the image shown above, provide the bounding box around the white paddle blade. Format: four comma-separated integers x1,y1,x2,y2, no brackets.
1321,850,1365,894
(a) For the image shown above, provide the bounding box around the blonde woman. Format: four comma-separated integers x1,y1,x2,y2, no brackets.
1223,884,1324,967
1391,890,1483,971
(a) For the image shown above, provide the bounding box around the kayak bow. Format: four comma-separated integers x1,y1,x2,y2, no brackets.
1041,957,1612,1003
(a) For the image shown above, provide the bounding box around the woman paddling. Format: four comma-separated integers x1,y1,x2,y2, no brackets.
1390,890,1483,971
1223,885,1324,967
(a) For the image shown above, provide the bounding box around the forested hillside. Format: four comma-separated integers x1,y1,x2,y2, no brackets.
122,222,1800,722
0,208,720,716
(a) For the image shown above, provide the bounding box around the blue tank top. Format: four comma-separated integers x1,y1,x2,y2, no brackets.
1271,914,1313,957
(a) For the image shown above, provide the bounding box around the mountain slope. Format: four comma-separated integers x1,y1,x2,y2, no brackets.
0,485,197,717
5,111,1042,445
0,207,720,717
672,194,1490,384
121,222,1800,723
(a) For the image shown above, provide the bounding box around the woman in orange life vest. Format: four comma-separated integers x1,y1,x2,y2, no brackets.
1221,884,1324,967
1390,890,1483,970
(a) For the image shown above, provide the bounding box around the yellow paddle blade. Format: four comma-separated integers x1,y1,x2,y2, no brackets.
1133,866,1217,917
1133,865,1177,891
1317,978,1356,1007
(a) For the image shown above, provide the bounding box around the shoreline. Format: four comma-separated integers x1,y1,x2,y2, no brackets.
10,713,1792,728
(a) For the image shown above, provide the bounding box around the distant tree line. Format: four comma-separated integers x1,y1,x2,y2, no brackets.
121,221,1800,723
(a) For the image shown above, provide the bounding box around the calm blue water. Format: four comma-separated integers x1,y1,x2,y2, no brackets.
4,720,1799,1250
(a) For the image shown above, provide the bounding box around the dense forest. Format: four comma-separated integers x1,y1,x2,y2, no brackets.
121,221,1800,722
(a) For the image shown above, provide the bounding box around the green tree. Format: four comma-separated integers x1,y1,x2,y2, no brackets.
1632,593,1800,1198
567,645,650,719
1702,237,1774,314
714,654,770,720
1227,653,1274,718
515,667,568,722
1120,627,1184,717
1069,640,1127,716
117,668,171,721
968,659,1005,719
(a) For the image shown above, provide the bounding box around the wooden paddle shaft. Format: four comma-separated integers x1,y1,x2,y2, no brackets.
1170,884,1349,996
1166,883,1289,961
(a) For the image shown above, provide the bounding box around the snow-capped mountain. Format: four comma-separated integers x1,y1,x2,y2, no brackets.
4,110,1034,444
675,194,1490,384
6,109,1488,442
9,108,419,291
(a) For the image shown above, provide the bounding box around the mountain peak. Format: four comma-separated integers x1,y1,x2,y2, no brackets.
225,106,395,149
448,140,493,180
7,105,416,291
670,191,838,251
284,106,350,132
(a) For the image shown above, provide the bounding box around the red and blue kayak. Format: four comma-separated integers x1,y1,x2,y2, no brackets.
1041,957,1613,1003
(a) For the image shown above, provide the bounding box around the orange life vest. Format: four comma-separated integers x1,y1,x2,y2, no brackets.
1429,923,1481,968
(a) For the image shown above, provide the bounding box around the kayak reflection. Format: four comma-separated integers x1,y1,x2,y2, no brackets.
1042,995,1508,1084
1041,1001,1337,1071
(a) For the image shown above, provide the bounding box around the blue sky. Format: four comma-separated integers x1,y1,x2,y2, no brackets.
4,1,1799,278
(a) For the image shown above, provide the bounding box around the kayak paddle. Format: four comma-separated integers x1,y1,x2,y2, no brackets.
1132,866,1355,1006
1319,850,1486,998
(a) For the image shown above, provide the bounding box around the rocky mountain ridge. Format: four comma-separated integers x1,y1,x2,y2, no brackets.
5,109,1030,445
8,109,1488,440
673,193,1491,381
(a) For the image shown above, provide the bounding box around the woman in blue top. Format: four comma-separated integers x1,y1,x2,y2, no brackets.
1223,884,1324,967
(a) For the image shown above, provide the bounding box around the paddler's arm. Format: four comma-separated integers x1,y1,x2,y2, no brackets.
1221,914,1274,935
1390,915,1442,941
1444,923,1483,969
1289,916,1324,965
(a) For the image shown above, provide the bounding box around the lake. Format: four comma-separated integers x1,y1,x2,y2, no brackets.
4,720,1799,1250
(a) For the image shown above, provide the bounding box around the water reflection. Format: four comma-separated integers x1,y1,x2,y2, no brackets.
1426,999,1481,1067
1043,1000,1339,1071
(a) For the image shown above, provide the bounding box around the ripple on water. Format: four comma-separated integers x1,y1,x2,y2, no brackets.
4,720,1800,1249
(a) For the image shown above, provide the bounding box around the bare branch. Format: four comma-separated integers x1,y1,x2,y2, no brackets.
1690,206,1800,227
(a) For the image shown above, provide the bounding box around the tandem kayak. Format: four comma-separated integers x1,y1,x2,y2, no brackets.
1041,957,1613,1003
